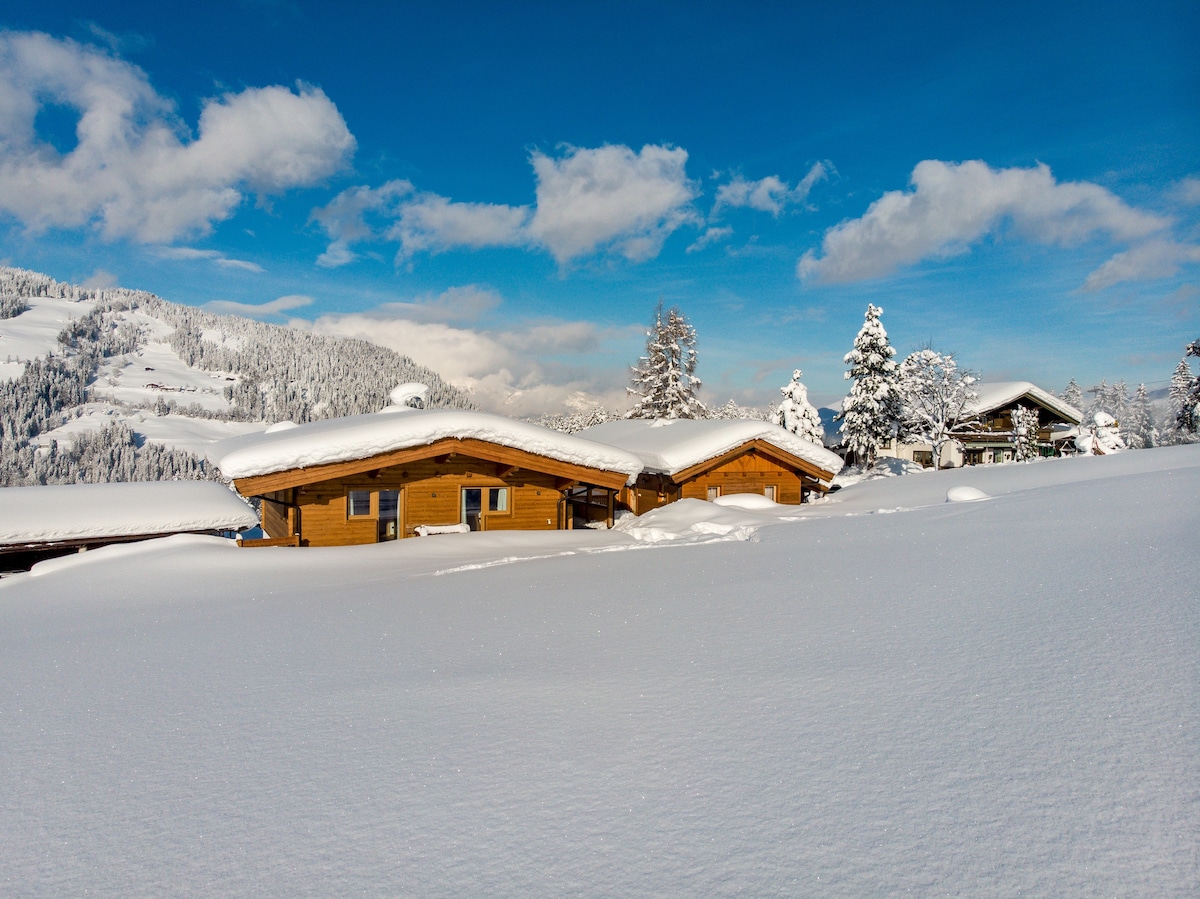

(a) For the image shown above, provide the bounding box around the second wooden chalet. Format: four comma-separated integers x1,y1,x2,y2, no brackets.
878,381,1083,468
579,418,844,516
208,408,643,546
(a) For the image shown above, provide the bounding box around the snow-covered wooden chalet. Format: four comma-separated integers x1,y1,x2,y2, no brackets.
0,481,258,573
579,419,844,515
208,408,644,546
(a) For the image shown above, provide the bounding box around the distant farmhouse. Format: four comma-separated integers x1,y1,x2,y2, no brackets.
0,481,257,573
579,418,843,514
879,381,1083,468
209,408,644,546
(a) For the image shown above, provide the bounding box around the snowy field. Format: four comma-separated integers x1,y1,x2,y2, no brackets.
1,447,1198,896
0,296,94,379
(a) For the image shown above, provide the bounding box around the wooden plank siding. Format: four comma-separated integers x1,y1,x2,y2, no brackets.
617,446,821,514
242,448,623,547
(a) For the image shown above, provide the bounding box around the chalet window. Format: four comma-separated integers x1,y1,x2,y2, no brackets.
347,490,371,517
462,487,510,531
378,490,400,541
763,485,777,501
707,486,721,501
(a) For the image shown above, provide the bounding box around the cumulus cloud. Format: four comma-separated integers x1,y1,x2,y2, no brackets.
527,144,700,263
204,294,313,318
798,160,1170,284
312,143,699,267
1170,176,1200,206
0,30,355,244
1082,239,1200,291
713,162,828,216
301,294,631,415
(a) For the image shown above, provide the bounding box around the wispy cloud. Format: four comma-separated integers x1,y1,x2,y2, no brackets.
312,143,699,268
687,226,734,253
1082,239,1200,291
154,246,264,273
0,30,355,244
712,162,829,217
204,294,313,318
798,160,1169,284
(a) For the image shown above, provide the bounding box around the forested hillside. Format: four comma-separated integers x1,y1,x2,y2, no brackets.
0,267,473,486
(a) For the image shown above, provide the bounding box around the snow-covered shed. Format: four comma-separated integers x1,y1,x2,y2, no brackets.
207,408,644,546
580,419,844,514
0,481,258,572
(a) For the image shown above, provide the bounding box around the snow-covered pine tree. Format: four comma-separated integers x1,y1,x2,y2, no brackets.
771,369,824,444
1169,358,1197,437
535,406,616,434
896,348,977,469
1061,378,1085,411
1010,404,1041,461
1124,383,1158,449
708,398,770,421
626,303,705,420
837,304,900,466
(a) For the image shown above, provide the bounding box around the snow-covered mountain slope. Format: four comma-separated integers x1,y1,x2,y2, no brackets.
0,267,473,485
1,446,1197,895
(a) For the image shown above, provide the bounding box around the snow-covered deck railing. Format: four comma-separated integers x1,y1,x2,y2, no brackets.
963,382,1082,424
0,481,258,547
207,408,645,484
580,418,844,481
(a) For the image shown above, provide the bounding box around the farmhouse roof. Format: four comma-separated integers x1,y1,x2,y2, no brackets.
580,418,844,481
208,408,645,484
0,481,257,547
966,382,1083,423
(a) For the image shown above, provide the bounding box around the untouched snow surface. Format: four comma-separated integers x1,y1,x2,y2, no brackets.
1,447,1198,895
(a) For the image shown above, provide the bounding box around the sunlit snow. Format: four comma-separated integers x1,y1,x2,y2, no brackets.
1,446,1197,895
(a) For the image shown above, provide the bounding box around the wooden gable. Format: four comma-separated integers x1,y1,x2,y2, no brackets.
670,438,837,486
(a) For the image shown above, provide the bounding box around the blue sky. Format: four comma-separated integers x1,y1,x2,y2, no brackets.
1,1,1197,413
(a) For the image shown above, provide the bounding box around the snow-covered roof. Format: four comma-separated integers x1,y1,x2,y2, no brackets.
0,481,258,547
208,408,646,482
580,418,844,480
966,382,1082,423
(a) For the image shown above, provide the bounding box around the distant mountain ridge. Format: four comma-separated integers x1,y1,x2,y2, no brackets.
0,266,474,486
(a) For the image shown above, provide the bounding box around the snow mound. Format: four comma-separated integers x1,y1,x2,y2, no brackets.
713,492,781,511
264,421,299,433
946,485,989,503
388,382,429,408
612,498,771,544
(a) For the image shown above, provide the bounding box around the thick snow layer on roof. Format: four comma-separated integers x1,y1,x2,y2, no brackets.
208,408,645,482
0,481,258,545
580,417,844,479
967,381,1082,423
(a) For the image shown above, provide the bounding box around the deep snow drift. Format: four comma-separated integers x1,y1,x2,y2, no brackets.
1,447,1198,896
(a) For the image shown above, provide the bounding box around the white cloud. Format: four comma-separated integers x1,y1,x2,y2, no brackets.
527,144,699,263
798,160,1170,283
154,246,264,273
204,294,313,318
0,31,355,244
687,226,734,253
713,162,828,216
1082,239,1200,291
301,295,632,415
312,143,699,267
388,194,530,260
1170,176,1200,206
365,284,503,324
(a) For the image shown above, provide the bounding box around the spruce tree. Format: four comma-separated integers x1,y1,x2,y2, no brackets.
772,369,824,444
1061,378,1084,411
1169,359,1197,436
626,303,705,419
837,304,900,466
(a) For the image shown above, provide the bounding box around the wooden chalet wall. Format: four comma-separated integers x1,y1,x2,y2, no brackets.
256,458,569,547
619,446,813,514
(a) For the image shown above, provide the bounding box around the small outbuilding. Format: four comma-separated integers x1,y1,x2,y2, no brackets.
579,418,844,516
0,480,259,573
208,408,643,546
